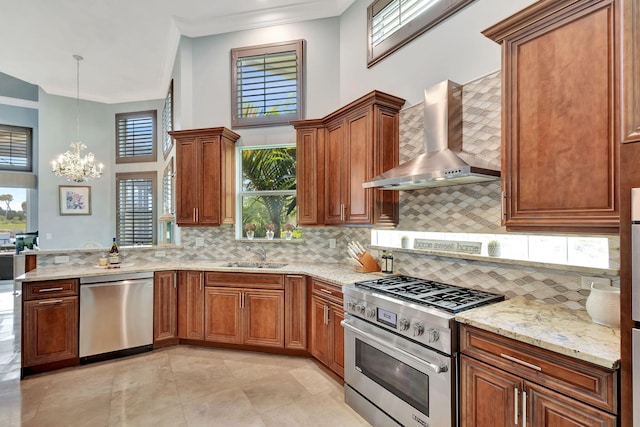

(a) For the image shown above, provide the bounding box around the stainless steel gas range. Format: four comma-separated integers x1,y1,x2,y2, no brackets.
342,275,504,427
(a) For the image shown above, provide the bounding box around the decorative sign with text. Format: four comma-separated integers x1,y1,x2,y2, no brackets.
413,239,482,254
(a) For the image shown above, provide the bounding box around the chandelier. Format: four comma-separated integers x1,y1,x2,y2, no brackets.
51,55,103,182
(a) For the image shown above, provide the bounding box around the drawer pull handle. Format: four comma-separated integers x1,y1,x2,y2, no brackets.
38,287,64,292
319,289,334,295
514,387,519,425
500,353,542,371
522,390,527,427
38,299,63,305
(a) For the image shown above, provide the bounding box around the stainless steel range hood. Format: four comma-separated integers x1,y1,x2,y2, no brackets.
363,80,500,190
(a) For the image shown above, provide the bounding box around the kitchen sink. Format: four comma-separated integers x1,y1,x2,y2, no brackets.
222,261,288,269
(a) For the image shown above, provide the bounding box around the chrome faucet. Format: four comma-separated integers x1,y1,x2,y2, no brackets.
246,245,267,262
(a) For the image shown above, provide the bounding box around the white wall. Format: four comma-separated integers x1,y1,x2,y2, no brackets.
338,0,537,106
187,17,341,147
38,89,162,249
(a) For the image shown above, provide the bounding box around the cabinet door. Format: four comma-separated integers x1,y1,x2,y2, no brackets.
243,289,284,348
622,0,640,143
175,138,198,225
310,296,330,364
460,355,522,427
285,275,307,350
325,120,345,224
199,135,222,225
329,303,345,378
23,297,78,367
153,271,177,345
344,108,372,224
204,287,242,343
177,271,204,340
220,137,236,225
487,0,619,232
296,127,322,225
373,106,400,225
527,382,617,427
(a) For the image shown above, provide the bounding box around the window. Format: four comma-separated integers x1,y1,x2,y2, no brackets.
116,172,156,246
162,80,173,158
367,0,476,67
238,146,297,239
162,158,174,215
115,110,157,163
231,40,304,128
0,124,32,172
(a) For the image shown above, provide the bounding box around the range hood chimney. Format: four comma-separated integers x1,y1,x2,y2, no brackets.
363,80,500,190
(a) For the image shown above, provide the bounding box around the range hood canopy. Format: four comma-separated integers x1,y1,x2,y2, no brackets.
362,80,500,190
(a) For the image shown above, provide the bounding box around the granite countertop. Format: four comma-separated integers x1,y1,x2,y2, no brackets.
16,260,382,288
455,296,620,370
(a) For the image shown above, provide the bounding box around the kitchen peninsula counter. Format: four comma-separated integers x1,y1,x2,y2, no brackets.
16,260,381,288
455,296,620,370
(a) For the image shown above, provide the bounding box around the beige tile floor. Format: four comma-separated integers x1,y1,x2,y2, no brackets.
0,282,370,426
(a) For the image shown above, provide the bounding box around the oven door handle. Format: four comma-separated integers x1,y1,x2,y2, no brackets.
341,320,448,374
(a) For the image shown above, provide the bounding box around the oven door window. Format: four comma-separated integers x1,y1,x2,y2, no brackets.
355,338,429,416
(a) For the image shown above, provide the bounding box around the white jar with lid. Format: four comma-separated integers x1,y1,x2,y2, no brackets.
585,282,620,327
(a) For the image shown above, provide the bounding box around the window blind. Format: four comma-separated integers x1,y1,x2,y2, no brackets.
116,111,156,163
162,161,173,215
231,40,304,128
116,173,156,246
162,81,173,156
0,125,32,171
371,0,436,46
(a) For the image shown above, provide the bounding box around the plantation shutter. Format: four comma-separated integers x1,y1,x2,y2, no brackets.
116,110,157,163
231,40,304,128
0,125,32,171
116,172,156,246
371,0,437,46
162,81,173,157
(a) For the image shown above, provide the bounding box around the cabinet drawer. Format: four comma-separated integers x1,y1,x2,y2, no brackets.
460,325,617,414
205,272,284,289
311,279,343,304
24,279,79,300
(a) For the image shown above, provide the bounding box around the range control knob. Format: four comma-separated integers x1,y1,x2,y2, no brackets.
356,304,366,315
347,301,356,311
413,322,425,337
365,307,376,318
426,328,439,343
398,318,410,331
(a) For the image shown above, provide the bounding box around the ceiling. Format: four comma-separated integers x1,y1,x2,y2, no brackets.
0,0,355,104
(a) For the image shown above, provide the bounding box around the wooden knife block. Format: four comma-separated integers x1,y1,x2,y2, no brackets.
355,252,381,273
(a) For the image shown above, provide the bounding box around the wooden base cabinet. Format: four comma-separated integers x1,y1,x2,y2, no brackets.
484,0,619,232
177,271,204,340
460,325,618,427
204,273,284,348
22,279,79,370
310,279,344,378
153,271,177,346
285,275,307,350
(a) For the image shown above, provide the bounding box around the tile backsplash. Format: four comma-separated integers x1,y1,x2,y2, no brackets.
34,70,619,310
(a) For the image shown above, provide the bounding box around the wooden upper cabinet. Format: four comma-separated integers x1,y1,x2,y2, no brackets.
292,91,405,227
170,127,240,226
484,0,619,232
622,0,640,143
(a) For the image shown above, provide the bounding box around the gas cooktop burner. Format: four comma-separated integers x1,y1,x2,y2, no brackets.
355,275,503,313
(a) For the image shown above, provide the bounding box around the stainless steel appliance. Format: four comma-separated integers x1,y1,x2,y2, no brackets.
79,271,154,362
343,275,503,427
631,188,640,427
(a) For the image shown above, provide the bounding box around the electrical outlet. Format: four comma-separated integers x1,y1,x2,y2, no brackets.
54,256,69,264
195,237,204,247
329,238,336,249
580,276,611,290
155,250,166,258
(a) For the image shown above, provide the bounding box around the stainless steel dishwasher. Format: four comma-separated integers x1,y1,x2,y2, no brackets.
79,271,154,363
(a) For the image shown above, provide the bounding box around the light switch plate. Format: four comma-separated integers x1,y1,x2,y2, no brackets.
581,276,611,290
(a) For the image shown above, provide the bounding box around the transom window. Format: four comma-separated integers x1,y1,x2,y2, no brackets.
367,0,476,67
231,40,304,128
0,124,32,172
116,172,156,246
238,145,297,239
115,110,157,163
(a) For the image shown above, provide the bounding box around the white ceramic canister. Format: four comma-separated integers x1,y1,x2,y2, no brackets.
585,282,620,327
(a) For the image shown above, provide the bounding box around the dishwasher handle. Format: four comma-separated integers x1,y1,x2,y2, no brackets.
81,278,153,289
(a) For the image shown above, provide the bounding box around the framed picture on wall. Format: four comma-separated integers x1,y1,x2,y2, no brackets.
59,185,91,215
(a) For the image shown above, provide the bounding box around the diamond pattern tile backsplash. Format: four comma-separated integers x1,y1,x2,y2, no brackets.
35,71,619,310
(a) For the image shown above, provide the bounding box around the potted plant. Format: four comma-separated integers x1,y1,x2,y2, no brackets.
283,223,296,240
264,223,275,240
244,223,256,240
487,240,501,257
